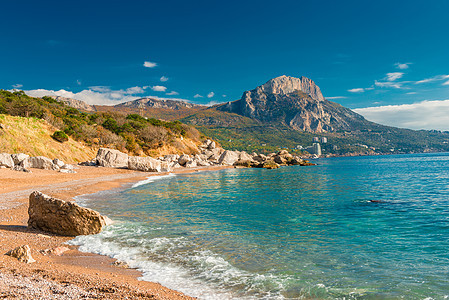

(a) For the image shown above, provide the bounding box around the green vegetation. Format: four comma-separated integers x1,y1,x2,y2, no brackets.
0,90,201,155
51,130,69,143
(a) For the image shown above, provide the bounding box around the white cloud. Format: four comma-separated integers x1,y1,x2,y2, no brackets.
406,92,418,95
125,86,145,94
348,88,365,93
374,80,402,89
442,80,449,86
143,61,157,68
194,94,203,98
395,62,411,70
207,92,215,98
166,91,179,95
415,74,449,84
12,84,23,89
327,96,347,99
160,76,168,82
386,72,404,81
222,94,227,98
151,85,167,92
76,80,82,85
354,99,449,131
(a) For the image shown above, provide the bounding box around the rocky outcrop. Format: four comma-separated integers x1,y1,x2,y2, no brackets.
96,148,129,168
29,156,60,170
5,245,35,263
0,153,14,168
219,150,240,166
216,75,368,133
28,191,107,236
128,156,170,172
115,97,203,110
11,153,29,166
51,96,95,112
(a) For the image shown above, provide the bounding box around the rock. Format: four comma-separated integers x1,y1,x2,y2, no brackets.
185,160,197,168
28,191,107,236
171,162,182,169
218,150,240,166
79,160,97,166
253,154,267,162
29,156,59,170
39,246,70,256
159,161,172,172
196,160,210,167
11,153,29,165
262,161,280,169
178,154,190,166
163,154,180,162
234,160,253,168
238,151,253,161
5,245,35,263
96,148,128,168
112,260,129,268
53,158,65,168
128,156,163,172
61,164,74,170
0,153,14,168
59,169,76,173
12,165,31,173
207,141,216,150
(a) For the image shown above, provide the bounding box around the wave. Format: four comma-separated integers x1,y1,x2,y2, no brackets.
131,173,176,188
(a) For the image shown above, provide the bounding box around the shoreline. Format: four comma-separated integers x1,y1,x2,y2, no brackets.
0,165,231,299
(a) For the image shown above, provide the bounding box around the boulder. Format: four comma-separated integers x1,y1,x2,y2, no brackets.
59,169,76,173
185,160,198,168
239,151,253,161
96,148,128,168
253,154,267,162
5,245,35,263
0,153,14,168
128,156,162,172
39,246,70,256
178,154,190,166
159,161,172,172
263,161,280,169
163,154,180,162
28,191,107,236
12,165,31,173
29,156,59,170
218,150,240,166
11,153,29,166
207,141,216,150
53,158,65,168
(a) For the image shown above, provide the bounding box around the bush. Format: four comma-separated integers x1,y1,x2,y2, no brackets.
51,130,69,143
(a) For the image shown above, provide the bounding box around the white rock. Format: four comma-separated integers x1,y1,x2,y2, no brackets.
96,148,128,168
218,150,240,166
128,156,162,172
0,153,14,168
11,153,29,166
29,156,59,170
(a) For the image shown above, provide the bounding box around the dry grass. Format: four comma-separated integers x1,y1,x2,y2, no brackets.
0,114,96,163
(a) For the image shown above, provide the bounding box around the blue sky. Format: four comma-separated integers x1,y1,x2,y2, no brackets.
1,0,449,130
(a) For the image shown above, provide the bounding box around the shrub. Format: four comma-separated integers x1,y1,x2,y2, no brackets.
51,130,69,143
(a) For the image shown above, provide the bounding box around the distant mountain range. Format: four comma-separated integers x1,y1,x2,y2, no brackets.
52,76,449,155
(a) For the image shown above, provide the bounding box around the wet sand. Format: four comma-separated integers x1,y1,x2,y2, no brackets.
0,165,230,299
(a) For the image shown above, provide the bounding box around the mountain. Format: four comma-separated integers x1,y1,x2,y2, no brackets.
215,75,371,133
95,97,205,120
50,96,95,112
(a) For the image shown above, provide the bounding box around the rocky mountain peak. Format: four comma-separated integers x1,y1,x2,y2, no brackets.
259,75,324,101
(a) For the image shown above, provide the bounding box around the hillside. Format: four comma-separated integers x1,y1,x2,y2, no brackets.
0,90,205,158
0,114,95,162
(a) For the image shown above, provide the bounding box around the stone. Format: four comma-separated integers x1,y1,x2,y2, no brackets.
39,246,70,256
178,154,190,166
12,165,31,173
96,148,128,168
218,150,240,166
11,153,29,166
128,156,163,172
253,154,267,162
207,141,216,150
53,158,65,168
163,154,180,162
263,161,280,169
238,151,253,161
185,160,197,168
0,153,14,168
5,245,35,263
28,191,107,236
29,156,59,170
59,169,76,173
112,260,129,268
159,161,172,172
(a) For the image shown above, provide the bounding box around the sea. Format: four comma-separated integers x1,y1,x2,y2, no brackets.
70,153,449,299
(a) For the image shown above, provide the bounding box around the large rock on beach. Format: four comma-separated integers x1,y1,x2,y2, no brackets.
11,153,29,166
29,156,59,170
218,150,240,165
128,156,165,172
28,191,107,236
5,245,35,263
96,148,128,168
0,153,14,168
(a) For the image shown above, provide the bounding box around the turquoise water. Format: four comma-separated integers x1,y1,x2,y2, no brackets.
71,153,449,299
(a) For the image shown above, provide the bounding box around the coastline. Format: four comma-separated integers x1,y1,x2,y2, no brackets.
0,165,231,299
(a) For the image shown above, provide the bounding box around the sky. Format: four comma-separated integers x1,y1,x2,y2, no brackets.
1,0,449,130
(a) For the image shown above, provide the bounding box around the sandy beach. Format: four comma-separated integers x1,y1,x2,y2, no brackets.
0,165,229,299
